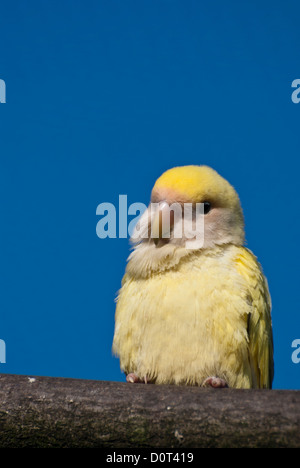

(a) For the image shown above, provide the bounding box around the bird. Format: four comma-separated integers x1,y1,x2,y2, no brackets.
112,165,274,389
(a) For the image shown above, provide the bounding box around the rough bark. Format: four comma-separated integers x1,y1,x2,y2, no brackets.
0,373,299,448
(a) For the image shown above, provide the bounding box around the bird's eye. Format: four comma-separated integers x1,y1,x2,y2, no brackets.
203,201,211,214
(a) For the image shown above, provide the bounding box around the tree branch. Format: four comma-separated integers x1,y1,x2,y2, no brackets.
0,374,299,448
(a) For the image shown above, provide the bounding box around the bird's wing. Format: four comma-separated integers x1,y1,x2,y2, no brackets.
235,247,274,388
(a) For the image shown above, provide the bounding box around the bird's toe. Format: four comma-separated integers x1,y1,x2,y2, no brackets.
203,376,229,388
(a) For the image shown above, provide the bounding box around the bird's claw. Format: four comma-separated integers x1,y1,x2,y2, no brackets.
203,376,229,388
126,373,152,384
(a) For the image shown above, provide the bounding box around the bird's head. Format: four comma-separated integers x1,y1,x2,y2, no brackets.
132,165,245,250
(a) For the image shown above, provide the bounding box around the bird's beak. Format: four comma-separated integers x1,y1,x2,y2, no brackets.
150,201,174,246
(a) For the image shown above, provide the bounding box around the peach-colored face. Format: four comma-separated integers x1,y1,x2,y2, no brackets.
151,186,190,205
134,166,245,249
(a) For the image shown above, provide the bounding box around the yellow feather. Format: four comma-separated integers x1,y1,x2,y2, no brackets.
153,165,241,209
113,244,273,388
235,248,274,388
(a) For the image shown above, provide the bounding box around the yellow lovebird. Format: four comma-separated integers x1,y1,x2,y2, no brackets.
112,166,274,389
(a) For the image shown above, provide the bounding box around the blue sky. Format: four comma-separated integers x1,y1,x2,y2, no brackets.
0,1,299,389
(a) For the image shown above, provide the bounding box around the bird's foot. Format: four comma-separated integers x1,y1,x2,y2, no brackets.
126,373,152,384
203,376,229,388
